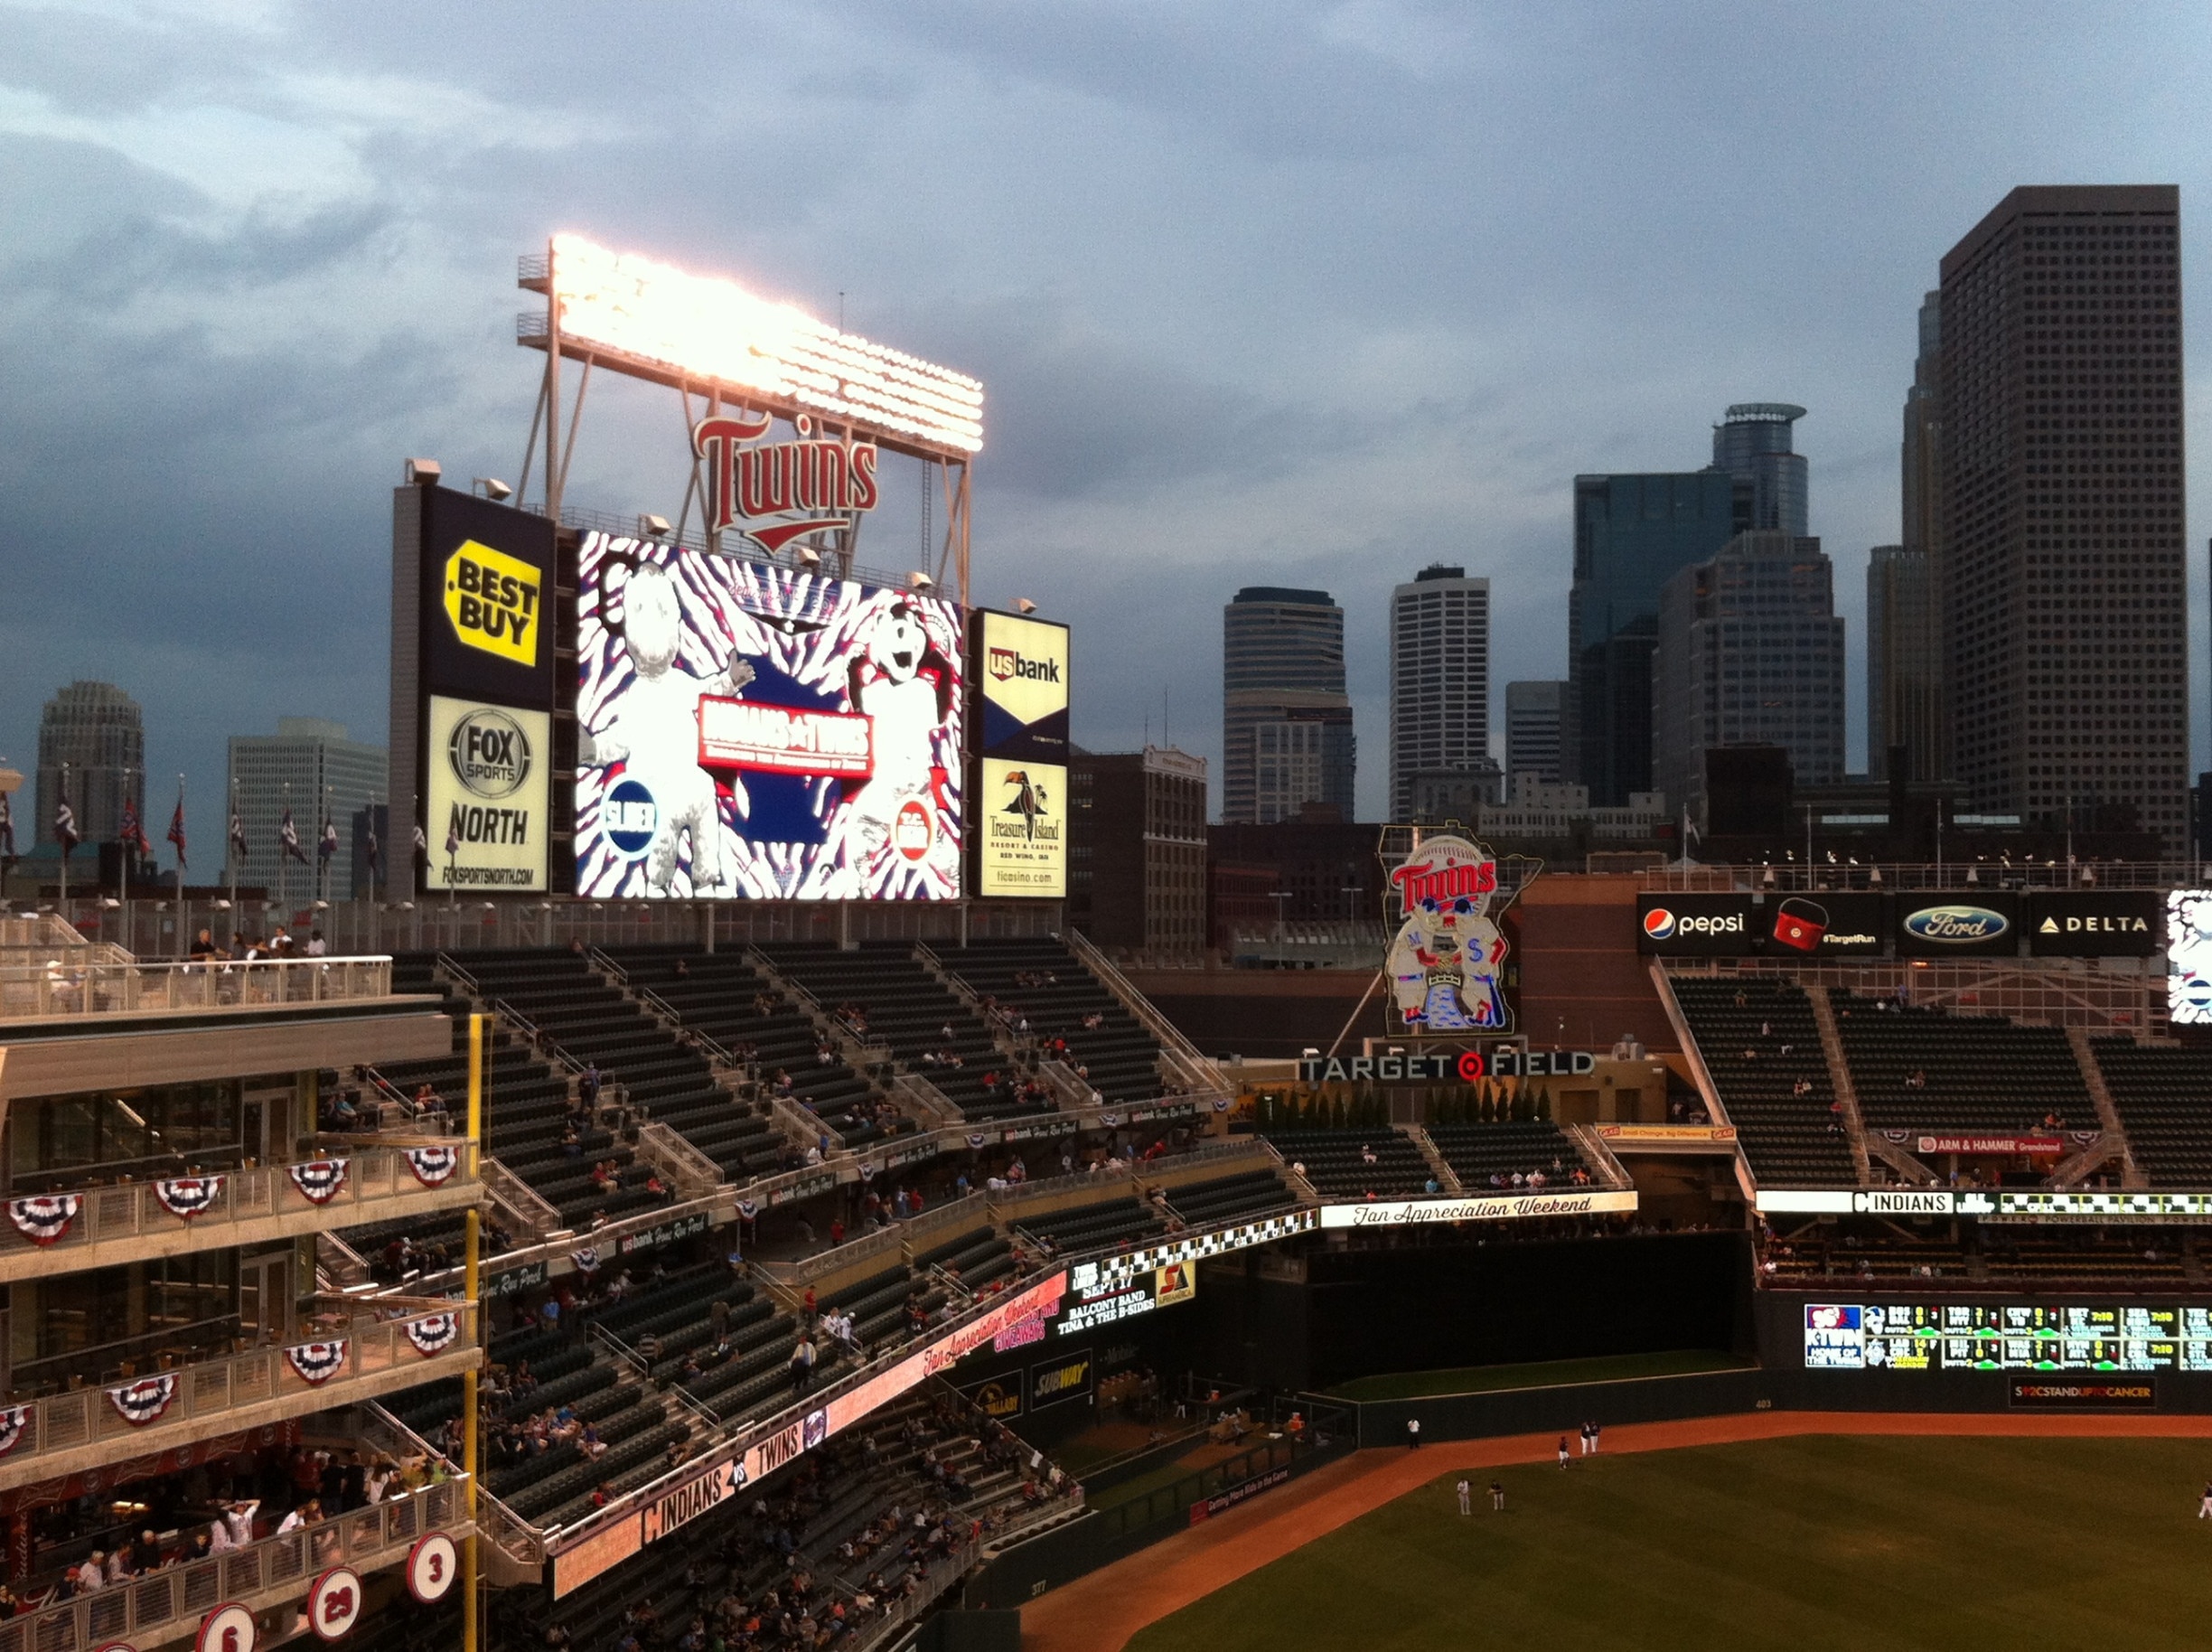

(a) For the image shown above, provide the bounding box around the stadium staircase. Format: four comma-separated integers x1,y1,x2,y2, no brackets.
2069,1027,2149,1187
1059,928,1233,1103
1804,988,1877,1185
1561,1124,1636,1191
927,937,1176,1107
1400,1126,1463,1194
1662,973,1857,1187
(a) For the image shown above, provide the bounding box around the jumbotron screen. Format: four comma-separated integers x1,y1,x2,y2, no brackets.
575,531,965,899
1804,1302,2212,1372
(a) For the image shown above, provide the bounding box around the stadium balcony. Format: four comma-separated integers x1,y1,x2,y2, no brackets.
1253,1127,1434,1198
2090,1040,2212,1187
0,1296,480,1497
1668,977,1858,1187
0,1476,471,1652
1829,989,2095,1137
1426,1120,1603,1192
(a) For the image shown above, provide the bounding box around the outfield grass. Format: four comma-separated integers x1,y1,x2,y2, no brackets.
1327,1347,1753,1402
1124,1436,2212,1651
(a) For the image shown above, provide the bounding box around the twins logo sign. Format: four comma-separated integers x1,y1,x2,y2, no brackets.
1386,832,1511,1034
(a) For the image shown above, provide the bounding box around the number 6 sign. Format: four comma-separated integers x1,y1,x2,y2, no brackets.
407,1532,459,1604
198,1604,256,1652
307,1567,363,1641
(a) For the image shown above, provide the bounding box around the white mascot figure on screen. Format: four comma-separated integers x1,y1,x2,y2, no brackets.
845,599,958,877
1386,832,1510,1033
2171,890,2212,1024
581,561,753,895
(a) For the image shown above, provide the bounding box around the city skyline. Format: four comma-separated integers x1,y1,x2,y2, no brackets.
5,7,2211,834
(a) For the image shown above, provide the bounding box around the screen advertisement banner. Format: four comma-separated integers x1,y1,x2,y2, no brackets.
2025,891,2162,957
977,756,1065,896
575,532,965,899
1894,893,2021,957
973,610,1070,764
1636,894,1757,955
419,489,557,706
1636,893,1886,957
422,697,551,892
1029,1354,1092,1410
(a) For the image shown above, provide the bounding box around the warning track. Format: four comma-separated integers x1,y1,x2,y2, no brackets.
1017,1410,2212,1652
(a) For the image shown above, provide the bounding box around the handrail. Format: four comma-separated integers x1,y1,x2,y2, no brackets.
0,1479,470,1652
0,954,398,1024
635,1121,726,1196
483,1158,565,1238
1059,929,1228,1096
0,1303,478,1474
0,1140,479,1267
435,951,480,995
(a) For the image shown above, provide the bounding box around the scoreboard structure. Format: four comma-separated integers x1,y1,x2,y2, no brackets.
1804,1301,2212,1373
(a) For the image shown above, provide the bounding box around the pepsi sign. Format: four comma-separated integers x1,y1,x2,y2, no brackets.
1636,895,1758,955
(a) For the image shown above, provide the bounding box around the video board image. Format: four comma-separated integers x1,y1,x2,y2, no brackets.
576,531,964,899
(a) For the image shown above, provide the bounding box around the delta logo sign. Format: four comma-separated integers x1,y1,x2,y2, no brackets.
693,411,880,556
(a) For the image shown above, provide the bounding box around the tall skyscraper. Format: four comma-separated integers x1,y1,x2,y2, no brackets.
1222,587,1356,824
227,718,389,900
1939,185,2188,851
1903,292,1945,564
1568,470,1743,805
1505,680,1568,786
1653,530,1846,830
1867,545,1941,782
1387,565,1491,820
34,681,143,852
1710,403,1810,537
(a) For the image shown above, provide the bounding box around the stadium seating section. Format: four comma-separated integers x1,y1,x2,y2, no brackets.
1011,1192,1168,1254
1256,1128,1433,1197
1829,989,2093,1136
2091,1039,2212,1187
942,938,1168,1104
1162,1169,1298,1227
1670,978,1856,1186
1428,1121,1597,1190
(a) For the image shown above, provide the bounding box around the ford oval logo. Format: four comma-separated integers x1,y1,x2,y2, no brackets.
1904,904,2010,943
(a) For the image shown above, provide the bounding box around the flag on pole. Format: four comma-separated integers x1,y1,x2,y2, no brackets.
412,822,428,866
318,815,338,865
166,784,187,869
0,793,15,868
279,808,307,864
53,769,80,856
119,796,152,859
229,810,249,864
365,818,381,875
443,815,462,859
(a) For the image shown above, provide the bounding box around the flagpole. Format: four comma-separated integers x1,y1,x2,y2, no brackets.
57,763,67,920
229,775,239,923
120,765,132,950
280,781,289,929
175,774,186,960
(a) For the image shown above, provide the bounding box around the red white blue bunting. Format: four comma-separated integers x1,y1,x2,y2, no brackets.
154,1176,224,1221
284,1340,348,1385
107,1375,178,1427
403,1147,460,1187
403,1314,460,1357
0,1404,31,1458
7,1195,80,1247
288,1159,349,1206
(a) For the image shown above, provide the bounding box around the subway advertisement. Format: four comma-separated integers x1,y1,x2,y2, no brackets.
970,608,1070,898
423,696,551,892
575,532,965,899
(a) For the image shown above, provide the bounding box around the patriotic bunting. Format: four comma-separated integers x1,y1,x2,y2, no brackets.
0,1404,31,1458
288,1159,350,1206
403,1146,460,1187
107,1375,178,1427
8,1195,80,1247
284,1341,349,1386
404,1314,460,1357
154,1176,224,1221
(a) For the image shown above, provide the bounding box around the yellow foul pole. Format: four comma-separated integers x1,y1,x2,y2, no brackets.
464,1012,483,1652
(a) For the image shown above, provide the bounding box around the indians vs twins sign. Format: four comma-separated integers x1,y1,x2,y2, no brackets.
1386,831,1513,1035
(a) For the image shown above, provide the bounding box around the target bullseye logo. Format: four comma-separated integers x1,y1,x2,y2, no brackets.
307,1568,362,1641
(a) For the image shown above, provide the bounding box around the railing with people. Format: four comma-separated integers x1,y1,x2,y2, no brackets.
0,953,396,1023
0,1300,478,1475
0,1477,470,1652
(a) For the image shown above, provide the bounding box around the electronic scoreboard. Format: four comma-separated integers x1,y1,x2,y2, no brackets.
1804,1302,2212,1372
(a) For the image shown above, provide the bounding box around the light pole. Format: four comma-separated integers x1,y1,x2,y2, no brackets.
1270,890,1293,960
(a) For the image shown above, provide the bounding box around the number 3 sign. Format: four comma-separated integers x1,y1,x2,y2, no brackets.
407,1532,460,1604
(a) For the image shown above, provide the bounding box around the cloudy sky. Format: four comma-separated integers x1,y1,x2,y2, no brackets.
5,0,2210,844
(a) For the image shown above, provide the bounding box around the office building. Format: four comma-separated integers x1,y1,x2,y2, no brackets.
1388,565,1491,820
1709,403,1810,537
1505,680,1568,786
1868,545,1942,782
226,717,388,901
1569,470,1742,805
1939,185,2188,852
1222,587,1355,823
33,681,143,852
1069,746,1209,956
1653,530,1847,831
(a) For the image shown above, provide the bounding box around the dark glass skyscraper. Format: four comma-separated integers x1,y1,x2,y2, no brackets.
1568,471,1742,805
1710,403,1810,537
1222,587,1356,823
34,681,143,853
